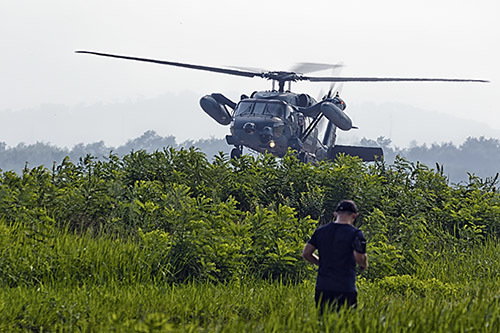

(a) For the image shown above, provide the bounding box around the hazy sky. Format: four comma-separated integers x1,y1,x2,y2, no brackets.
1,0,498,147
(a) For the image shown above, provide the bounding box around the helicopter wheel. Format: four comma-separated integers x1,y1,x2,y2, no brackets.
231,146,242,159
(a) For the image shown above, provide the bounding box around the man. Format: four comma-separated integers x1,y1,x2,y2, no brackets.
302,200,367,313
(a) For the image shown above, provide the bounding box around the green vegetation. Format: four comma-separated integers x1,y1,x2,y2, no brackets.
1,148,500,331
2,130,500,183
0,130,230,175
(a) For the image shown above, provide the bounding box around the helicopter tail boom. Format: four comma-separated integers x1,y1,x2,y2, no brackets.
328,145,383,162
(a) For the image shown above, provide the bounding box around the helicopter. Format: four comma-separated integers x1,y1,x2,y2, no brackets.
76,50,488,162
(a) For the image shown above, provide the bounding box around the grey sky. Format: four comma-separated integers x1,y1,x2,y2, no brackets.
1,0,498,147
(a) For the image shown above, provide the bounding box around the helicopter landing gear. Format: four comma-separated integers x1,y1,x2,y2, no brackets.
298,151,307,163
298,151,314,163
231,146,243,159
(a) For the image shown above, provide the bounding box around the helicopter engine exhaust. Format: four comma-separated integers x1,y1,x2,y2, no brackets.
199,94,233,125
297,93,316,107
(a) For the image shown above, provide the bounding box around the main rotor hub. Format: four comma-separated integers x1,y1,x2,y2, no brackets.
262,72,304,92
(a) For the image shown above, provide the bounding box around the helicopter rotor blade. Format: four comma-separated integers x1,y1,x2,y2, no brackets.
75,51,262,79
303,76,489,83
320,62,344,99
230,63,345,75
335,82,344,95
326,82,335,99
326,82,344,99
317,89,325,101
76,51,489,84
290,62,343,74
228,65,268,73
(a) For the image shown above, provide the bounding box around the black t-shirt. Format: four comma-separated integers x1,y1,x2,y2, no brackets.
308,223,366,292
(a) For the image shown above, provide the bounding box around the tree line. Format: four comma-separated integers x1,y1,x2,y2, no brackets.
362,136,500,183
0,130,228,175
1,130,500,183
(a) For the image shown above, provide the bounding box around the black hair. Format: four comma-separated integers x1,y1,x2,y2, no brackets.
335,200,358,214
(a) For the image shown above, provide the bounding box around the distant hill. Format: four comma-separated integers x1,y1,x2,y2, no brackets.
0,91,228,148
1,94,499,149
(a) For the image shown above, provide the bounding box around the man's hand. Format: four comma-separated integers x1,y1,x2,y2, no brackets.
302,243,319,266
354,251,368,270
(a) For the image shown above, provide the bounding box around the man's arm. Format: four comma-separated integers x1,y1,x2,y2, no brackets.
354,251,368,270
302,243,319,266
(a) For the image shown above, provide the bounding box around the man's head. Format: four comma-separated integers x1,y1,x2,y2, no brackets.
334,200,359,223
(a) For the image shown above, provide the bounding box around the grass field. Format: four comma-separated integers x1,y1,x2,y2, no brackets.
2,276,500,332
1,220,500,332
2,151,500,331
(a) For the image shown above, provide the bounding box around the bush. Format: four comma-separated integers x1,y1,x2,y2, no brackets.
1,148,500,283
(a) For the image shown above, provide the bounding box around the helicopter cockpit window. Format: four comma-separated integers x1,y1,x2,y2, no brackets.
253,102,266,115
235,101,285,118
265,103,285,118
235,101,253,116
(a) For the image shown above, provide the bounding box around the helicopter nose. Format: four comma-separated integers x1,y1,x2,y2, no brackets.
243,122,256,134
259,126,274,144
262,126,273,136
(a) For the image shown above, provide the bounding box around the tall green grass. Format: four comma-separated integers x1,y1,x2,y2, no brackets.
2,278,500,331
2,220,500,331
0,221,156,287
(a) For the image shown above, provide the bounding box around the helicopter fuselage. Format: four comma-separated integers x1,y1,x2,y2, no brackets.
200,91,335,157
199,89,375,161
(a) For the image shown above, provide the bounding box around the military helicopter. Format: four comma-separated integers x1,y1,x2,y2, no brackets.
76,51,488,162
